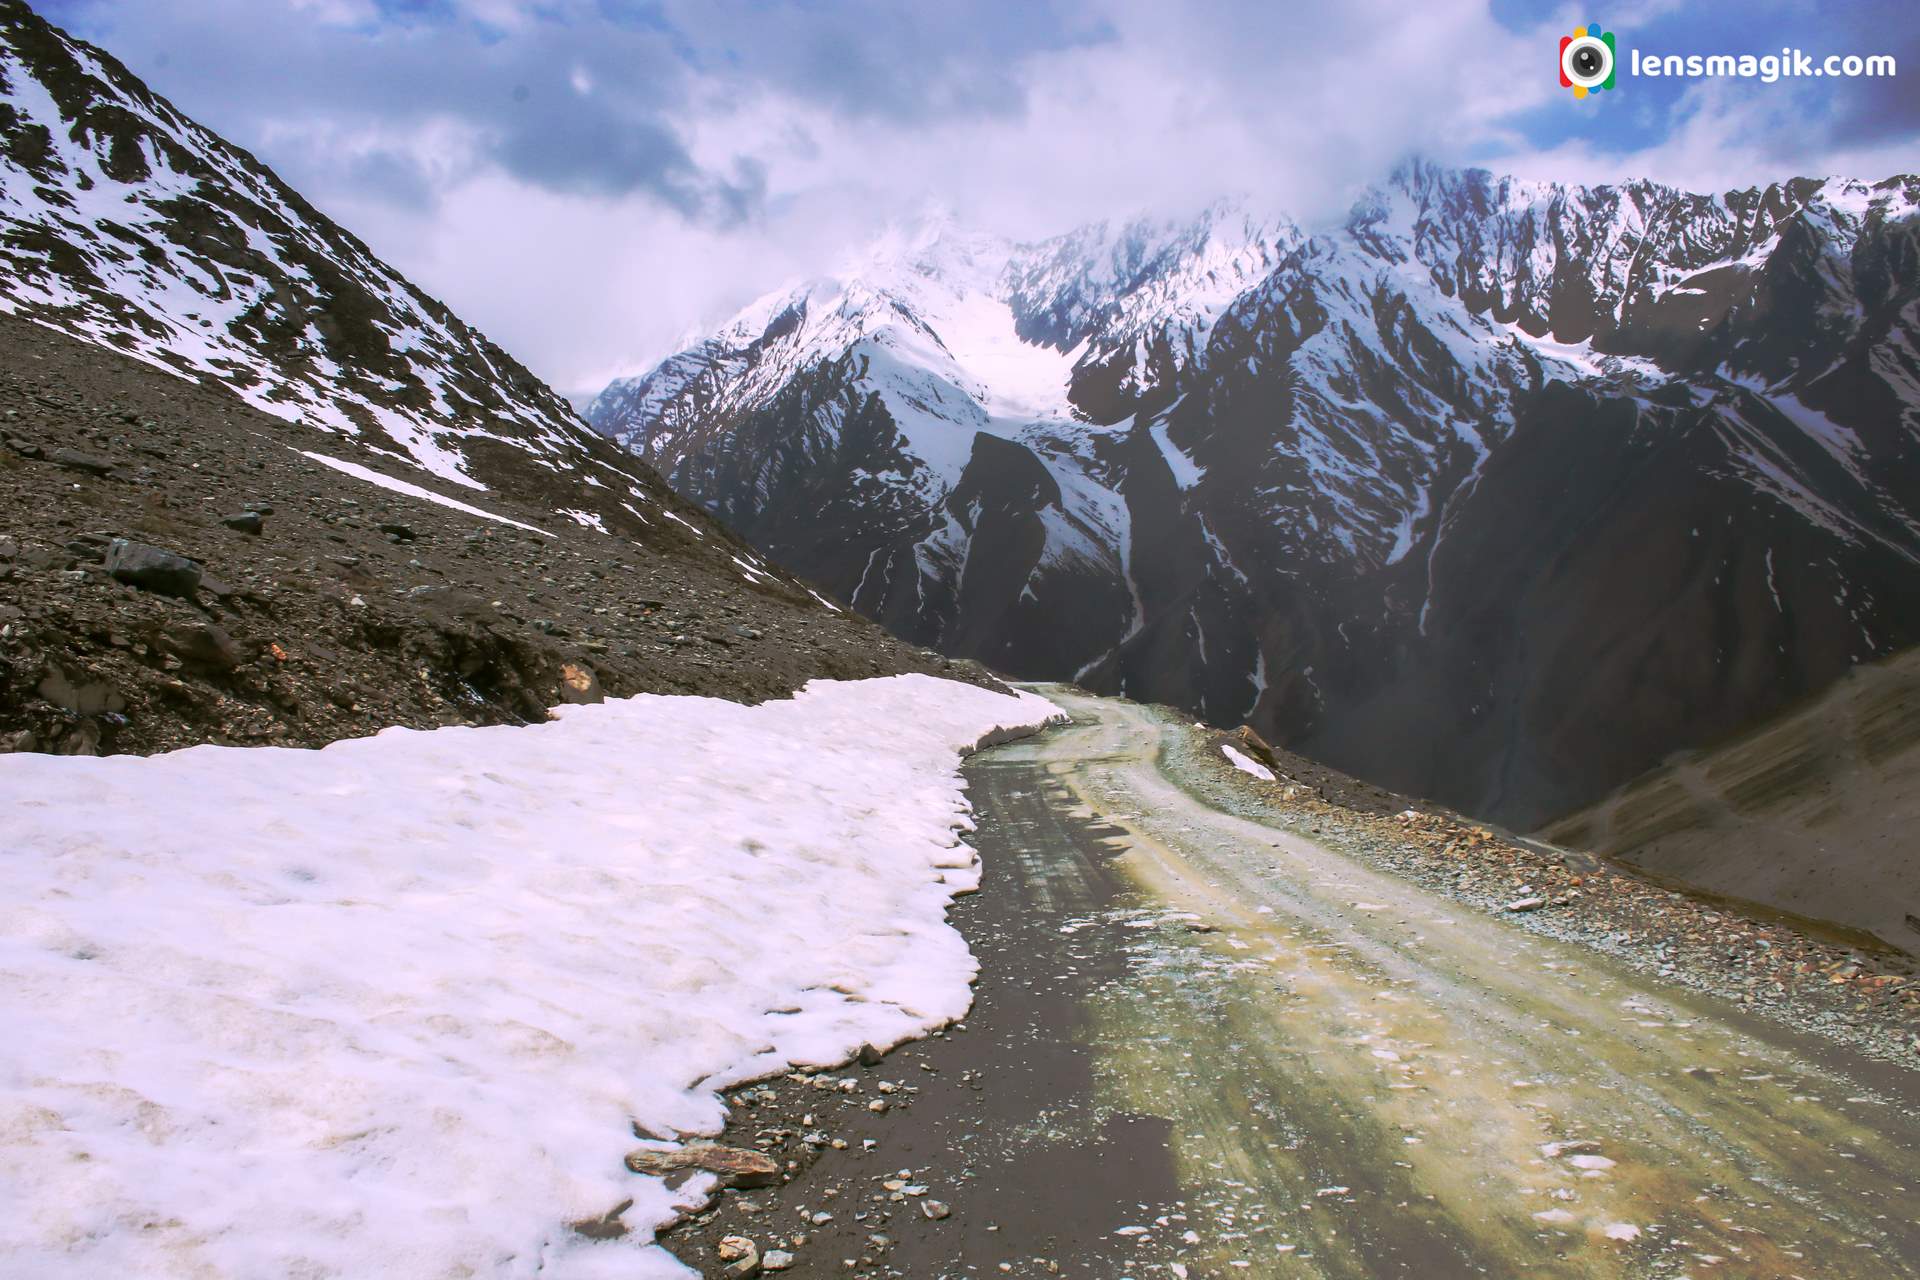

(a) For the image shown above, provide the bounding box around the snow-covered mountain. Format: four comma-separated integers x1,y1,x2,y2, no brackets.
0,0,688,540
590,162,1920,827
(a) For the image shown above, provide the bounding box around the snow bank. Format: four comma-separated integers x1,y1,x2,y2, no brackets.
0,675,1059,1278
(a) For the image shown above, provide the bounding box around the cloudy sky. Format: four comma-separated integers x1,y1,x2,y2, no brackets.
37,0,1920,400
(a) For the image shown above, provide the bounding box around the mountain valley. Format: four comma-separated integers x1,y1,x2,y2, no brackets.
592,169,1920,840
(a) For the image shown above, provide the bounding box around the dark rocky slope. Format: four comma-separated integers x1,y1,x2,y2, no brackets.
0,308,989,758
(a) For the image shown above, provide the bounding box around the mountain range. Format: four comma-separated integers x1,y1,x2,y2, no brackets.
589,164,1920,830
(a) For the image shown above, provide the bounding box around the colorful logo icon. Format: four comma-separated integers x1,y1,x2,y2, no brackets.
1559,24,1617,98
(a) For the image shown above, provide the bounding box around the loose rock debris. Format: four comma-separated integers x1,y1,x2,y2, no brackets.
1194,725,1920,1068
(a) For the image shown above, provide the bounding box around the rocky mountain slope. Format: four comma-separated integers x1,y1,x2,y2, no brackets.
0,0,673,532
0,2,986,757
591,164,1920,831
1542,645,1920,955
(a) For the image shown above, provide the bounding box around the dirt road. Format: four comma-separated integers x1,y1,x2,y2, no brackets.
673,687,1920,1277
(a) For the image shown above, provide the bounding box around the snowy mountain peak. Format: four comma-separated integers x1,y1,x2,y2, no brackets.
588,159,1920,832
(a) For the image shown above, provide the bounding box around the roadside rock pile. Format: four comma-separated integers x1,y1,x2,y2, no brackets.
654,1055,956,1276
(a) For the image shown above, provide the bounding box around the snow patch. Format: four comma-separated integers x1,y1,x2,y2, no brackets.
0,676,1058,1277
298,450,551,536
1222,743,1275,781
1149,415,1206,489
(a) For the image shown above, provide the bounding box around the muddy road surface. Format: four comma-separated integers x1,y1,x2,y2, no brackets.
674,687,1920,1278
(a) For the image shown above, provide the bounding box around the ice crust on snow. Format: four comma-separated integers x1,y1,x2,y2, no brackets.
0,675,1058,1278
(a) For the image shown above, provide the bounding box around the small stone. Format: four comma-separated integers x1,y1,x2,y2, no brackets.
921,1201,950,1220
624,1143,780,1188
761,1250,795,1271
222,512,265,535
378,522,416,542
1505,897,1548,913
716,1236,757,1263
867,1099,889,1113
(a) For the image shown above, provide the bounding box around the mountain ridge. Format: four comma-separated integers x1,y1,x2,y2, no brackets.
589,161,1920,829
0,0,701,545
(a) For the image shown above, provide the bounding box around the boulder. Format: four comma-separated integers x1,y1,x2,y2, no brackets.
37,665,126,716
1232,724,1280,770
567,1197,633,1241
50,448,115,477
163,621,242,670
105,538,201,597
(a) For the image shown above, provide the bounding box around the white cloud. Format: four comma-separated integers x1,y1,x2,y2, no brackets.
376,0,1571,394
48,0,1915,399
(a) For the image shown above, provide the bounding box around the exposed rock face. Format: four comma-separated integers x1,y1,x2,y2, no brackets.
590,169,1920,828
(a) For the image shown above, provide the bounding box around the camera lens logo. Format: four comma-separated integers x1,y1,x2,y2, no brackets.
1559,24,1617,98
